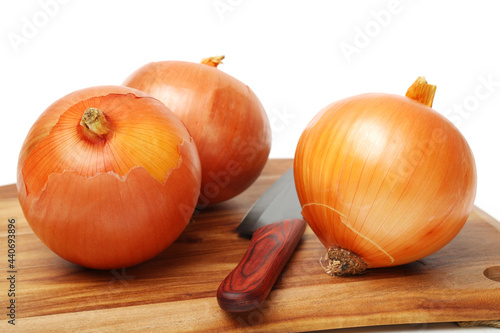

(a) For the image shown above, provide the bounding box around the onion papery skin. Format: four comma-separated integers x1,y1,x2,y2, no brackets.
123,58,272,205
294,93,477,270
17,86,202,269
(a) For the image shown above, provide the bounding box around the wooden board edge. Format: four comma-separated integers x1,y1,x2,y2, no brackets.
473,206,500,232
0,183,17,200
11,293,500,333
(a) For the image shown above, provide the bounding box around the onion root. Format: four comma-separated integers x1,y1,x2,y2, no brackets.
321,248,367,276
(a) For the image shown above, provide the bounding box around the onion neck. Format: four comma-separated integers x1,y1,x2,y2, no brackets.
405,76,437,107
80,108,110,138
201,55,225,68
321,247,367,276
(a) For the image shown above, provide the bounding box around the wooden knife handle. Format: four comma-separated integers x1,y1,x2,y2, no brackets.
217,218,307,313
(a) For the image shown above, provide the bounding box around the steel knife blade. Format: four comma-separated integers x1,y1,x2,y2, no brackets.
235,168,302,236
217,168,306,313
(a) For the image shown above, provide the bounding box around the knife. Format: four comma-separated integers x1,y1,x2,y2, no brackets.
217,168,306,313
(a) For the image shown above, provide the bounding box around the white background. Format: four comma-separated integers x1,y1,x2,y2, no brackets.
1,1,499,331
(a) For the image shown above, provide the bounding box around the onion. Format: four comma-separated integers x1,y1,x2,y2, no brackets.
123,56,272,206
17,86,201,269
294,77,477,276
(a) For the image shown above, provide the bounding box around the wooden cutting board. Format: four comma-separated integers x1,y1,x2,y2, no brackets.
1,159,499,332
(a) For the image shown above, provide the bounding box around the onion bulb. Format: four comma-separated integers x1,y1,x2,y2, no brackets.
123,56,271,206
17,86,201,269
294,77,477,276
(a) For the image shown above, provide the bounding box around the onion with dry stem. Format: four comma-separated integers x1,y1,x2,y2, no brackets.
17,86,202,269
294,78,477,276
123,56,272,206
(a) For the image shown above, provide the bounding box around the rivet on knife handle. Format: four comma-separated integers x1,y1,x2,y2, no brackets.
217,218,306,313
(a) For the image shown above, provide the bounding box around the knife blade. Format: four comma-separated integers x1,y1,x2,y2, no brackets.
235,168,302,236
217,168,306,313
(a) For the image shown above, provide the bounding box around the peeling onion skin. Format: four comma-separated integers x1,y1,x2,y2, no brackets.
17,86,202,269
294,92,477,271
123,57,272,205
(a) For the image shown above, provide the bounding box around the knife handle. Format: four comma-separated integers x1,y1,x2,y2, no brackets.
217,218,306,313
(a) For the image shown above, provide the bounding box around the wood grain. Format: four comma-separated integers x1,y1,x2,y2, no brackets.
217,218,306,312
1,159,499,332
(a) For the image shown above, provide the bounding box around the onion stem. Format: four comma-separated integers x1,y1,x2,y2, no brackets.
405,76,437,107
201,55,225,68
80,108,110,137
